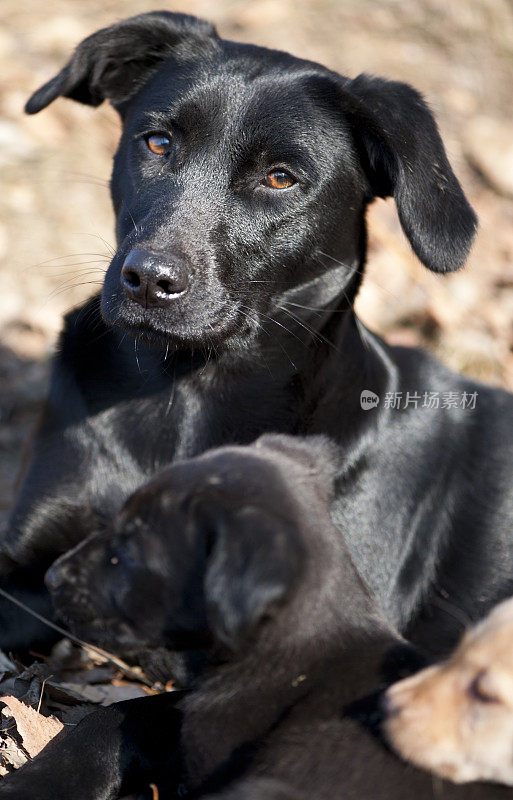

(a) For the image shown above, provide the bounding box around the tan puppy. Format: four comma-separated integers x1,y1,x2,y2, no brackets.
383,597,513,785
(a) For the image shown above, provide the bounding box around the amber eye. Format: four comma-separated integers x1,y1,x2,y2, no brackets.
262,170,296,190
145,133,172,155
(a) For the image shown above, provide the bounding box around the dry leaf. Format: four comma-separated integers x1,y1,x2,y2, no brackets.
0,695,63,763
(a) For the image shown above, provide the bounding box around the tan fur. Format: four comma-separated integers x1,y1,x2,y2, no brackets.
384,597,513,785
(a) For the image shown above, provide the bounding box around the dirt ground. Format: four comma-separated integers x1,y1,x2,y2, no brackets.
0,0,512,531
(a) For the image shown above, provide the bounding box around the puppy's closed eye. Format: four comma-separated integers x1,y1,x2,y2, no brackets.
468,670,501,705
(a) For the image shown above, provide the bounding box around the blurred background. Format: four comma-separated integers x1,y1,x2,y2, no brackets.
0,0,512,527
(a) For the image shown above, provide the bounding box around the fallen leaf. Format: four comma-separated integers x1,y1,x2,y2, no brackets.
0,696,63,759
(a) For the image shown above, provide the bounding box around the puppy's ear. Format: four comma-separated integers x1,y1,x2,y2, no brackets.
25,12,218,114
343,74,477,273
203,503,305,650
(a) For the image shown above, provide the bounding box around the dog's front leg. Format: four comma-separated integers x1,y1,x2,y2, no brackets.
0,693,184,800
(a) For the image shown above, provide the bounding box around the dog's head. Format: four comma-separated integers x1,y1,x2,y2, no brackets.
27,11,477,350
383,597,513,785
45,443,316,655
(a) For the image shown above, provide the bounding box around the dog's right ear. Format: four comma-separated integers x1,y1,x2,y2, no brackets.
25,12,218,114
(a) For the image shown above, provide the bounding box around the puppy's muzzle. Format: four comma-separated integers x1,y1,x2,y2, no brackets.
45,558,96,623
45,557,77,593
380,690,402,719
120,247,189,308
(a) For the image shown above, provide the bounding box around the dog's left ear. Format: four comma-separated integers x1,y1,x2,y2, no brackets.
343,74,477,273
203,503,305,650
25,12,218,114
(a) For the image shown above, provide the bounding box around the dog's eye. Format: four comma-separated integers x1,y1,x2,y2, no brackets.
262,170,296,190
145,133,172,156
468,670,500,704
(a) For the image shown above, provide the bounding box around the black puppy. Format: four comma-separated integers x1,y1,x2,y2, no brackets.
1,436,511,800
2,10,513,656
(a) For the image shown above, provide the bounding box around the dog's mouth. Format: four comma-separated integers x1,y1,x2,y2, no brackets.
55,599,154,651
102,294,251,349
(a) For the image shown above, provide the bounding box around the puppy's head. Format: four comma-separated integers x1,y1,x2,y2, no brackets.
27,12,476,351
44,446,310,656
383,597,513,785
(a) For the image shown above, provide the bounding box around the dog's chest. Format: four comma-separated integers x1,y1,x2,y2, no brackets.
79,360,300,484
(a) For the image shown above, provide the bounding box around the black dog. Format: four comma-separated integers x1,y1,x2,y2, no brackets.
1,437,511,800
2,10,513,658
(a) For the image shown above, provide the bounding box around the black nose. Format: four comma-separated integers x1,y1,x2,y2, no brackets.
45,555,79,594
120,248,189,308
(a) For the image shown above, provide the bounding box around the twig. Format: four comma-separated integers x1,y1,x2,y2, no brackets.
36,674,53,714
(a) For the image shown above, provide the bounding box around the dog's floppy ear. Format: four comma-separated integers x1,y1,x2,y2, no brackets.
25,11,218,114
202,503,305,650
343,74,477,273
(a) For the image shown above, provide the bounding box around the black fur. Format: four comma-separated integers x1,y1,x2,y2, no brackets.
1,438,511,799
1,12,510,663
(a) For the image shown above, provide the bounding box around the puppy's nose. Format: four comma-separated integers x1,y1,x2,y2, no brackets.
121,248,189,308
381,690,402,719
45,559,76,593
